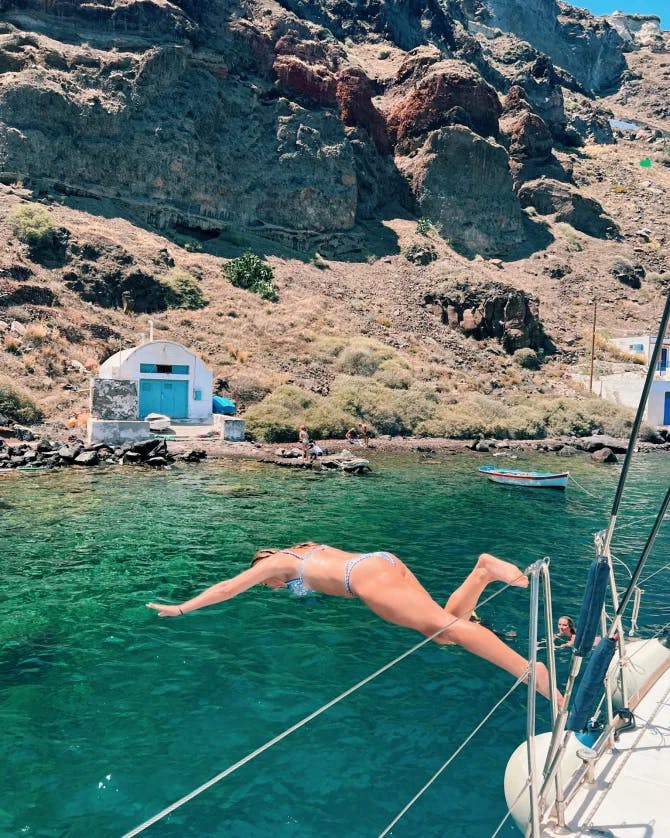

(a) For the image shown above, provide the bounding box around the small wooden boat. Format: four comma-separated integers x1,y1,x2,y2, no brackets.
478,465,569,489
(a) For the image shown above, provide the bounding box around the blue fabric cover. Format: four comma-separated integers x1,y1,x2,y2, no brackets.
574,557,610,657
566,637,617,731
212,396,236,415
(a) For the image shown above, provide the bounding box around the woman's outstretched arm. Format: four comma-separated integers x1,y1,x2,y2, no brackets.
146,562,274,617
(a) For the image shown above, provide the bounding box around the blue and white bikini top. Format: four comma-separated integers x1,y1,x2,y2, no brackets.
283,545,328,596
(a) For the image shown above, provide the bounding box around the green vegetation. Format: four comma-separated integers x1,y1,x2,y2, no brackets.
8,203,55,246
334,339,397,376
171,233,203,252
162,268,207,309
415,395,634,440
243,385,339,442
514,348,541,370
0,377,43,424
223,252,278,302
374,359,413,389
416,217,433,236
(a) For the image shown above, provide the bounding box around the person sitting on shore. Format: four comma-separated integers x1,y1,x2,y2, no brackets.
554,615,576,646
345,427,361,445
148,545,561,704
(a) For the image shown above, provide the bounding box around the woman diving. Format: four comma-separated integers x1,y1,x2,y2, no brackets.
147,543,561,703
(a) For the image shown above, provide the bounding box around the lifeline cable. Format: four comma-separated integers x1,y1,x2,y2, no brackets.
377,671,528,838
123,571,529,837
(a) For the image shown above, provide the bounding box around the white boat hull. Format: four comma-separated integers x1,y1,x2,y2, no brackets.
479,467,569,489
504,637,670,835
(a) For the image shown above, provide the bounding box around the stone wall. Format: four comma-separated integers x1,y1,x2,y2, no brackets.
90,378,138,420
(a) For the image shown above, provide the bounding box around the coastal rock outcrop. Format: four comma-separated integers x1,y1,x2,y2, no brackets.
517,178,620,239
473,0,626,94
397,125,525,257
424,282,554,354
0,0,631,258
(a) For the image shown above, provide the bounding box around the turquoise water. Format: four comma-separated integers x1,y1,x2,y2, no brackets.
1,451,668,838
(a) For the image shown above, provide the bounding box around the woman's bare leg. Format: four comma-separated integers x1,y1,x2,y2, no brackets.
445,553,528,619
353,567,560,704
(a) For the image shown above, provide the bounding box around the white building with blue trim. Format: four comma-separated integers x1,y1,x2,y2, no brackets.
98,340,213,423
609,333,670,426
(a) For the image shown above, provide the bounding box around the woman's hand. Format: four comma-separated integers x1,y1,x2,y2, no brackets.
146,603,183,617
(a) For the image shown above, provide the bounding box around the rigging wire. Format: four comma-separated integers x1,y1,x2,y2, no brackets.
491,779,531,838
640,561,670,586
377,670,528,838
123,572,528,837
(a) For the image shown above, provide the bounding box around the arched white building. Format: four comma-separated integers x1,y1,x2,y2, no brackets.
98,340,213,423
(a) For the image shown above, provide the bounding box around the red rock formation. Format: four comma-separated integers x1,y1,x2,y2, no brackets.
335,68,389,153
273,54,337,106
387,61,501,146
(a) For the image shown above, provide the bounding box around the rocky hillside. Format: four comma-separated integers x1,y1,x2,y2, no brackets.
0,0,668,440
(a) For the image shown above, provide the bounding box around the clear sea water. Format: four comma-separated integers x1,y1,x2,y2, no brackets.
1,451,668,838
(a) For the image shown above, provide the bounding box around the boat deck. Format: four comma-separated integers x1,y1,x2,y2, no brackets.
560,668,670,837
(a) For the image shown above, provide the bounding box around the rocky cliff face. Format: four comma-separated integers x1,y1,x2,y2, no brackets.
0,0,629,257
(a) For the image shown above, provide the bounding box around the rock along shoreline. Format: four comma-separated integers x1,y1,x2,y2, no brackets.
1,423,669,474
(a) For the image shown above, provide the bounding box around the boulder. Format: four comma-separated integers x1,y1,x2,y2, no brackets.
74,451,99,466
580,435,628,454
517,179,620,239
387,60,502,147
501,109,553,160
424,281,554,353
397,125,526,257
591,447,618,463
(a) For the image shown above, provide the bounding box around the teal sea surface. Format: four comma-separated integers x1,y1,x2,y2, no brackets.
1,452,669,838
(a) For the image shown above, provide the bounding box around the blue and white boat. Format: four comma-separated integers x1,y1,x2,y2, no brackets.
479,465,569,489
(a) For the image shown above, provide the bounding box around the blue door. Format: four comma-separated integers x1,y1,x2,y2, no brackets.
139,379,188,419
659,348,668,374
664,392,670,426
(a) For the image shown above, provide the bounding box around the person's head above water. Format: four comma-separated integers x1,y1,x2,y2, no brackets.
557,616,575,636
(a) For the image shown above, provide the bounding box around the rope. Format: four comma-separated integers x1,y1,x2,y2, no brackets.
123,572,528,837
568,474,599,499
490,779,530,838
611,551,633,579
629,586,643,637
640,561,670,585
377,670,529,838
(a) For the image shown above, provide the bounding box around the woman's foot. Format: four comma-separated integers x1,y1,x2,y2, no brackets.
527,662,564,707
476,553,529,589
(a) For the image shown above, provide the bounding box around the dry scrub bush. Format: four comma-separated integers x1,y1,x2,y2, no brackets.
245,376,437,440
310,336,348,363
303,402,355,439
243,384,318,442
542,398,633,438
415,395,634,439
593,333,645,365
416,394,546,439
0,375,43,423
334,338,397,376
8,203,55,245
227,374,272,406
329,376,435,436
23,322,49,346
514,348,541,370
162,268,207,310
374,359,413,389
